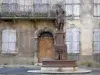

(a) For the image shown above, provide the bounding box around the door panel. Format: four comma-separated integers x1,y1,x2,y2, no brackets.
38,37,53,62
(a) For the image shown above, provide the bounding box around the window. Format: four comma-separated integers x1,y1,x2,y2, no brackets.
19,0,33,5
2,0,18,12
34,0,48,4
66,28,80,60
3,0,9,3
3,0,17,4
93,29,100,53
94,0,100,19
0,0,2,12
34,4,48,13
66,0,80,19
2,29,17,54
19,0,33,11
34,0,48,13
93,29,100,62
1,3,9,12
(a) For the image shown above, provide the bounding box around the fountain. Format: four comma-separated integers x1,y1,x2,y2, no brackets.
28,3,91,75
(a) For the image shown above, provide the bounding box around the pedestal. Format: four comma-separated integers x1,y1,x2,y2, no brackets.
54,30,67,60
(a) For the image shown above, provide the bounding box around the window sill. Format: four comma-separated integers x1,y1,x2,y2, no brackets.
1,52,18,56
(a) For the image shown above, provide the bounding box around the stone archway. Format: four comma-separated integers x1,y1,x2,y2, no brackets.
38,31,54,62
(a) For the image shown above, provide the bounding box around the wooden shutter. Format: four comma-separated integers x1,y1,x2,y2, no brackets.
66,28,80,53
94,29,100,53
2,29,16,53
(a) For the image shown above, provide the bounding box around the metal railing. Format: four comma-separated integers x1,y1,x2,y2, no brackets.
0,3,56,19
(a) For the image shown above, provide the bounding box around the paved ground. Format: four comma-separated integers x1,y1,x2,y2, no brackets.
90,68,100,75
0,67,99,75
0,67,40,75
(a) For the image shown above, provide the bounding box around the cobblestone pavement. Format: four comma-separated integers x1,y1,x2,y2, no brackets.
0,67,99,75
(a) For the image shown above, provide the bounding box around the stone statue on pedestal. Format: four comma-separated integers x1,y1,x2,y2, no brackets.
54,4,67,60
41,4,77,72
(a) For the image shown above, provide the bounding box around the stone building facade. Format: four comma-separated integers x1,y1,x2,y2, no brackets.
0,0,99,65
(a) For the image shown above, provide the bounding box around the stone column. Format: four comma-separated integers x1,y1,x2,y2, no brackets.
0,29,2,53
33,37,38,64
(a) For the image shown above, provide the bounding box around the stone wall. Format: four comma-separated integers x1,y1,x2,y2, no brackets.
0,0,100,65
64,0,98,63
0,19,55,65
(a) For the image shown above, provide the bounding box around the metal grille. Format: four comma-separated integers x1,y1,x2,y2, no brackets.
65,0,80,19
0,0,56,18
93,0,100,19
93,29,100,62
66,28,80,60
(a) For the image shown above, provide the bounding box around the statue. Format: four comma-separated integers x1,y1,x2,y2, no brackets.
28,2,89,71
55,4,65,30
54,4,67,60
40,3,78,72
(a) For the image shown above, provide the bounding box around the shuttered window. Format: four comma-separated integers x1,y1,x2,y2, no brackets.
94,0,100,19
3,0,17,4
93,29,100,62
66,28,80,60
19,0,33,11
19,0,33,5
2,0,18,12
93,29,100,53
66,0,80,19
66,28,80,53
34,0,48,4
3,0,9,3
34,0,48,13
2,29,17,53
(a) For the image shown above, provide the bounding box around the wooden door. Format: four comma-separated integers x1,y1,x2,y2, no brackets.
38,37,53,62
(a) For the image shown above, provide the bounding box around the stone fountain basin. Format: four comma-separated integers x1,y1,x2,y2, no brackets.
27,68,92,75
28,60,92,75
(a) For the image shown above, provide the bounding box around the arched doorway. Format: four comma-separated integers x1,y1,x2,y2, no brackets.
38,31,54,62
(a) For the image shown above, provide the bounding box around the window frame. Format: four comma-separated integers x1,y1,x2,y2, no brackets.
93,0,100,19
66,28,80,53
93,28,100,53
93,28,100,62
2,29,17,54
65,0,80,19
66,28,80,60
